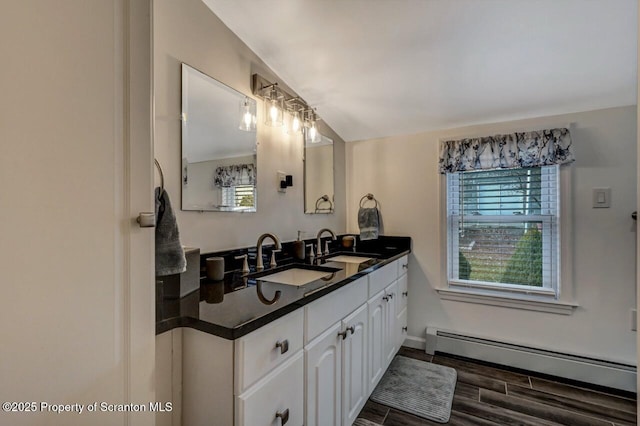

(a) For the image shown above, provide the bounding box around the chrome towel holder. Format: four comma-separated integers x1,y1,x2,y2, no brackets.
359,193,379,209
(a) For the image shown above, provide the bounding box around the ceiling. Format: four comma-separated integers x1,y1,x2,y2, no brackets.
203,0,637,142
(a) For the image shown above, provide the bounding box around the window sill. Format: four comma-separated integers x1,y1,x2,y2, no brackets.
436,288,578,315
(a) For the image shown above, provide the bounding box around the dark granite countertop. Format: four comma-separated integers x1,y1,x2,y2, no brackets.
156,236,411,340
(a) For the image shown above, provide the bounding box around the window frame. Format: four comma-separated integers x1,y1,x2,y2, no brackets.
438,163,577,314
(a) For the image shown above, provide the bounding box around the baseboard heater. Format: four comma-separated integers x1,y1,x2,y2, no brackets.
426,328,637,393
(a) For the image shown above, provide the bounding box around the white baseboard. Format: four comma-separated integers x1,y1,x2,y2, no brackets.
425,327,636,393
401,335,425,350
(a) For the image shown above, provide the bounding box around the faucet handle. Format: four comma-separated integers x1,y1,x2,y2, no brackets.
306,244,315,259
234,254,250,274
324,240,330,256
270,249,281,268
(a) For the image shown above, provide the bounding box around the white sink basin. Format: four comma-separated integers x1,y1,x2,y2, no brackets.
258,268,334,286
326,255,373,264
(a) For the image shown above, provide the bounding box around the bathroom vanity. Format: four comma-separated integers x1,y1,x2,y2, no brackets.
156,236,410,426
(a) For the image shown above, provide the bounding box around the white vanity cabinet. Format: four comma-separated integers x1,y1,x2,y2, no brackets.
180,254,410,426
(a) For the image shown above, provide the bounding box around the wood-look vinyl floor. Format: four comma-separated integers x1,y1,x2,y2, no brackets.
356,347,637,426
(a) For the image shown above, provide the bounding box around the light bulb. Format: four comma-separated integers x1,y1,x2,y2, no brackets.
239,97,256,131
269,101,279,124
243,110,252,128
292,112,301,133
309,124,318,142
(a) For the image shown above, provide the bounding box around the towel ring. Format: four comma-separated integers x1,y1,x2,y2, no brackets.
315,195,334,213
154,158,165,193
359,193,378,209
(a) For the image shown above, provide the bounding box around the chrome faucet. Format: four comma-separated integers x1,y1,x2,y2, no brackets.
256,233,282,270
316,228,337,257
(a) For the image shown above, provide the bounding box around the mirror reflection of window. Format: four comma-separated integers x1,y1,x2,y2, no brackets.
304,131,335,214
181,63,257,212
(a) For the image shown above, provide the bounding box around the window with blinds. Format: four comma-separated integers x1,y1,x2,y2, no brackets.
221,185,255,210
446,165,559,296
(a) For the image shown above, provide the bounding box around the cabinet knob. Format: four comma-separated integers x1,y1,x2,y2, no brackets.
388,293,394,299
402,263,408,269
402,291,408,297
402,326,408,332
346,326,355,335
275,339,289,354
276,408,289,425
337,330,349,340
382,296,389,302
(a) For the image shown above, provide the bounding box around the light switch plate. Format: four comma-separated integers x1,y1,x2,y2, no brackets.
592,187,611,208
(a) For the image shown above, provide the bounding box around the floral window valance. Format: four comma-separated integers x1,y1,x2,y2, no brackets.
214,164,256,187
439,128,574,174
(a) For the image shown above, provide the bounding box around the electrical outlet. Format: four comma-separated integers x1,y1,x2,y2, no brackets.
631,309,637,331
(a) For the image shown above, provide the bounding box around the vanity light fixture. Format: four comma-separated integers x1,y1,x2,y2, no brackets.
252,73,321,135
238,96,257,132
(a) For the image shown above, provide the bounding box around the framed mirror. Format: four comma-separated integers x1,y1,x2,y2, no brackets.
181,63,257,212
304,130,335,214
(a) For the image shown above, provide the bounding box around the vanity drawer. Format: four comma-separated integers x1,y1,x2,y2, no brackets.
234,309,304,393
368,261,398,297
304,276,368,344
235,351,304,426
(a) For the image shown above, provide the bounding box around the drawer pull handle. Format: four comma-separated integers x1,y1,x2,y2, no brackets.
382,296,389,302
346,326,355,335
338,330,349,340
275,339,289,354
402,326,408,332
402,291,408,297
276,408,289,424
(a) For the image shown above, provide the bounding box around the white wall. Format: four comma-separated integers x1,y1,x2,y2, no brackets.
347,106,637,365
154,0,346,253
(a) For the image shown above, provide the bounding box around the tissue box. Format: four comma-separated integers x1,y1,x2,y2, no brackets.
159,247,200,299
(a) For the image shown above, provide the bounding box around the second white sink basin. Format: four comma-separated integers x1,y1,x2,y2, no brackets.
326,255,373,264
258,268,334,286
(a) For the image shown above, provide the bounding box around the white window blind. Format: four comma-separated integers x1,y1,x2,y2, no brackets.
221,185,255,210
447,165,559,296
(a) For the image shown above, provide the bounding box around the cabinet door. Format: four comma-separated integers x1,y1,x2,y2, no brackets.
236,351,304,426
305,322,342,426
396,272,408,314
367,290,386,392
396,307,408,351
384,280,398,368
342,304,368,426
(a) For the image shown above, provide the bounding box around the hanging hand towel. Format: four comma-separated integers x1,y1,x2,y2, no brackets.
155,187,186,276
358,207,380,241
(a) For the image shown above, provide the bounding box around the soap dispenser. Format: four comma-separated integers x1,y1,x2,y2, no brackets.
293,230,305,260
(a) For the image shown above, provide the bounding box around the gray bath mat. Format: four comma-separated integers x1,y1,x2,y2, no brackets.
370,355,457,423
